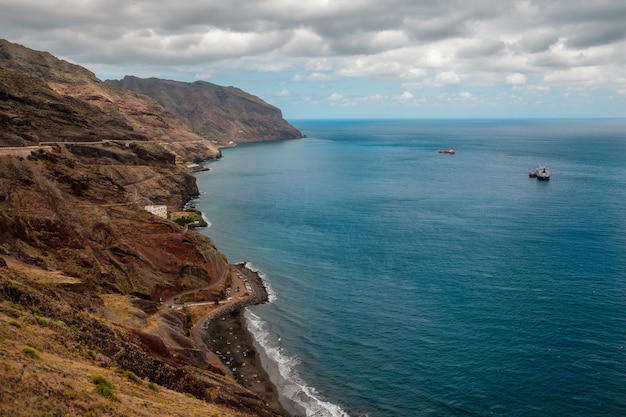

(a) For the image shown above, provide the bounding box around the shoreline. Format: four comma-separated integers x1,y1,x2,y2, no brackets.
198,262,293,417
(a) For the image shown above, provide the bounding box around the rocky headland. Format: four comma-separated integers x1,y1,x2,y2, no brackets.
0,38,301,417
106,76,304,145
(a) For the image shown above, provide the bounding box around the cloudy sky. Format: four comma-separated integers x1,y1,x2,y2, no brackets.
2,0,626,119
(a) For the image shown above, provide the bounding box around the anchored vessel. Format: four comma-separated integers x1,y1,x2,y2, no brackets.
439,149,456,154
529,165,550,180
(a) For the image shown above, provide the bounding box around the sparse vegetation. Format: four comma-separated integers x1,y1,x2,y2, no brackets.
26,342,43,352
173,210,203,227
92,375,118,402
147,382,159,392
184,311,193,336
116,369,142,385
9,320,21,329
21,347,40,359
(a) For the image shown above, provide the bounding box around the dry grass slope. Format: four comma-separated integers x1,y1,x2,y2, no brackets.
0,264,269,417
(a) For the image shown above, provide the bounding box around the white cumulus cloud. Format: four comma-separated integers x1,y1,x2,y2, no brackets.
506,73,528,85
1,0,624,117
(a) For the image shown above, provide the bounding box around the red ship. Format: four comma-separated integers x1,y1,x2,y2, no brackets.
438,149,456,154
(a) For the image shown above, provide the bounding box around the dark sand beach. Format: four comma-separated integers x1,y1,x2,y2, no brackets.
200,265,292,416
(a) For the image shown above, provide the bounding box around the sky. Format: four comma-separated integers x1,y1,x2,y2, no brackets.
2,0,626,119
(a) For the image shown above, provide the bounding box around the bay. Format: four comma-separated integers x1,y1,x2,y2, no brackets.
194,119,626,417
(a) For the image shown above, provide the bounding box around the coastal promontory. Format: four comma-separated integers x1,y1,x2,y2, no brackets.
106,75,304,145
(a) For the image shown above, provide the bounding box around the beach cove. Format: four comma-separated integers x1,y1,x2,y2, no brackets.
169,257,292,415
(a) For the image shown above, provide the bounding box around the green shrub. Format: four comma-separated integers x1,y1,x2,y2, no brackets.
21,348,40,359
9,320,21,329
173,211,203,227
184,312,193,336
126,371,142,385
92,375,118,402
147,382,159,392
37,317,49,327
26,342,43,352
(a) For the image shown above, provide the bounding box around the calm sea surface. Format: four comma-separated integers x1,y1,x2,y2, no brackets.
194,119,626,417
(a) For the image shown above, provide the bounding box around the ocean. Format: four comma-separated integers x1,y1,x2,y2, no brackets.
194,119,626,417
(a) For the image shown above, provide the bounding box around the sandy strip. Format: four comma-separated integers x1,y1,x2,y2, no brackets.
199,264,292,416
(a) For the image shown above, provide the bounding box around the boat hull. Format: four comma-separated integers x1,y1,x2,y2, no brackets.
530,165,550,180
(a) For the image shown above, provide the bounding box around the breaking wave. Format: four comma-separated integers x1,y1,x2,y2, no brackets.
244,309,351,417
242,261,277,302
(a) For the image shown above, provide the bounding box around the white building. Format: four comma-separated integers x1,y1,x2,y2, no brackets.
144,205,168,219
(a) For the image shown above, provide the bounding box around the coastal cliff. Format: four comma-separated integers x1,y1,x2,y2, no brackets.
106,76,304,145
0,39,290,417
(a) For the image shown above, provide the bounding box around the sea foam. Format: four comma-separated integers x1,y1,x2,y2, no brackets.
243,261,277,302
245,309,351,417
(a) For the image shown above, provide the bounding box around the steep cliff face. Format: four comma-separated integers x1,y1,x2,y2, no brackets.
107,76,304,144
0,146,223,298
0,39,220,161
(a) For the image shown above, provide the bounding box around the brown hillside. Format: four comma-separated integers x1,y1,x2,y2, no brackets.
0,39,220,161
0,39,289,417
0,144,282,417
106,76,304,145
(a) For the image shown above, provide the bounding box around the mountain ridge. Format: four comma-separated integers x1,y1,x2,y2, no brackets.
106,75,304,144
0,39,222,161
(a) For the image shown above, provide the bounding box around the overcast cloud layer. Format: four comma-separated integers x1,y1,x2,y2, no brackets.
2,0,626,118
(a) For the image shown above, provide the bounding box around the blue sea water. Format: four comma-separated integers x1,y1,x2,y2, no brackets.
194,119,626,417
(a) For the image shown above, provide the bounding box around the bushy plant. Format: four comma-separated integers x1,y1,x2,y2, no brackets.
184,312,193,336
173,210,203,226
21,348,40,359
92,375,118,401
124,370,142,385
26,342,42,352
